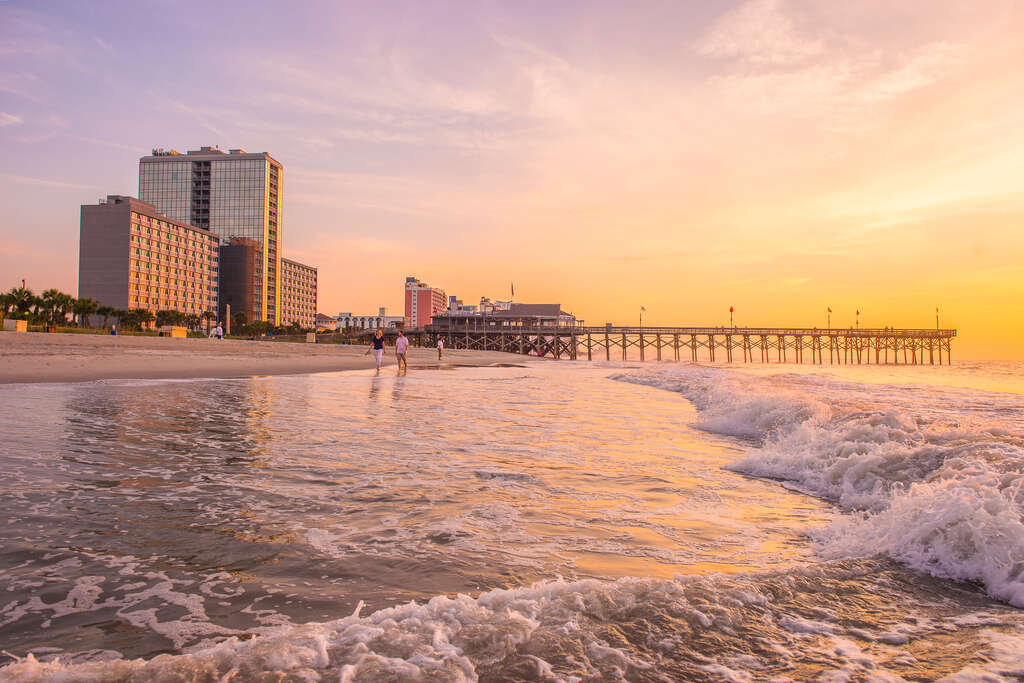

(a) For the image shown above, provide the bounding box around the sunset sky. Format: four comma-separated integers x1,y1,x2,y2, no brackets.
1,1,1022,358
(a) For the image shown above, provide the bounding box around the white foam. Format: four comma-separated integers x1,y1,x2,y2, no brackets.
613,366,1024,607
4,565,1023,681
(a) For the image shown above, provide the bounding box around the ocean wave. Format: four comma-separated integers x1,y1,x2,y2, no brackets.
4,560,1021,682
612,366,1024,608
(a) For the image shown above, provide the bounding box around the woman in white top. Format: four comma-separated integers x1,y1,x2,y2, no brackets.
436,336,444,360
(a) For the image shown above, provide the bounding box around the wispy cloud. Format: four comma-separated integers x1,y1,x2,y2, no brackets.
0,172,101,190
0,112,23,127
695,0,823,66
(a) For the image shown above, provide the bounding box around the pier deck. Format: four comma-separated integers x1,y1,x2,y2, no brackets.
421,325,957,364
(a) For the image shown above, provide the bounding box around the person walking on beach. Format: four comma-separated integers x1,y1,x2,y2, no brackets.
365,329,385,372
215,323,223,340
436,336,444,360
395,330,409,374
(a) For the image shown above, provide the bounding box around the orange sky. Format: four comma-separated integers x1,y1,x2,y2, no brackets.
1,1,1023,358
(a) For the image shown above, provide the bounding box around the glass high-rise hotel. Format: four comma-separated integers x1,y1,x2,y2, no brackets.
139,147,283,324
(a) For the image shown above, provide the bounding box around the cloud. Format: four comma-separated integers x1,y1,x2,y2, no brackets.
0,172,101,190
0,112,23,126
695,0,824,65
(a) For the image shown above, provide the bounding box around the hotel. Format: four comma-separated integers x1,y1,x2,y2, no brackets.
281,257,317,329
139,146,284,324
404,276,447,328
79,195,219,317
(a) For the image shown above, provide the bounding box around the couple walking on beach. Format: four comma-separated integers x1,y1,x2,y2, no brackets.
364,330,444,373
365,329,410,374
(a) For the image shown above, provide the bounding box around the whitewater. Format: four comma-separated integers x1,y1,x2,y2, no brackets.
1,362,1022,681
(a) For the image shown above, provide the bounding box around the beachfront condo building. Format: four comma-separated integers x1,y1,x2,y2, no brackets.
404,277,447,328
280,257,317,329
139,146,283,325
79,195,219,317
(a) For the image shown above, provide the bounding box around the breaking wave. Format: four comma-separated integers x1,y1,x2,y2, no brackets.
4,560,1022,681
613,366,1024,608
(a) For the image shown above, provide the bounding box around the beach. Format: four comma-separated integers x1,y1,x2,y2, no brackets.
0,332,541,384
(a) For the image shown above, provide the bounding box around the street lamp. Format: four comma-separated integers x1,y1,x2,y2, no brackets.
936,306,939,330
856,309,860,329
729,306,734,328
640,306,645,329
827,306,832,330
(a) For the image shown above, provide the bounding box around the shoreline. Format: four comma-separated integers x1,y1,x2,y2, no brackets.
0,332,547,384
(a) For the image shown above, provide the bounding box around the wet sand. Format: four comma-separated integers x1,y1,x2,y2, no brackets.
0,332,544,384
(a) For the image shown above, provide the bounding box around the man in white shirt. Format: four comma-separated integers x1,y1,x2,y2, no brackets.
436,336,444,360
395,330,409,373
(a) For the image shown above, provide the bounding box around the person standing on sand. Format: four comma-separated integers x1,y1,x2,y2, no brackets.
365,329,385,372
437,336,444,360
215,323,223,340
395,330,409,374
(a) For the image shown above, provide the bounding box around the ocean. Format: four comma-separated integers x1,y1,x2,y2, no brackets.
0,361,1022,680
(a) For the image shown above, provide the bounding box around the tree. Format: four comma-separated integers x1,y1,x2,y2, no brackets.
184,314,201,330
8,286,36,318
134,308,155,330
39,289,60,326
97,305,114,330
110,309,130,330
232,312,248,335
72,298,98,327
201,310,217,334
0,292,12,320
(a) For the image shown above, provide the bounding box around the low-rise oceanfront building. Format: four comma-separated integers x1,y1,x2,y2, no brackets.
280,257,317,328
430,303,577,331
79,195,219,317
337,308,405,330
315,313,337,332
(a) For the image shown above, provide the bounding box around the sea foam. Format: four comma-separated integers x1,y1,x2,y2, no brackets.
4,560,1018,682
613,366,1024,607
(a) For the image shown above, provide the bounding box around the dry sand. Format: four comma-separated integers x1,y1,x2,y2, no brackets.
0,332,545,384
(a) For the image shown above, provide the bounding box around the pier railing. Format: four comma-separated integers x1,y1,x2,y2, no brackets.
421,325,957,365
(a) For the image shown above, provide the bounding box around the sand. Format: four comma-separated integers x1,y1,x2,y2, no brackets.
0,332,545,384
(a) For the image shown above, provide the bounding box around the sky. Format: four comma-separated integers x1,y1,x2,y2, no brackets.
1,0,1022,359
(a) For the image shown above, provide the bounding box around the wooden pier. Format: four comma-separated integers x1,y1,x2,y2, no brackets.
421,325,957,365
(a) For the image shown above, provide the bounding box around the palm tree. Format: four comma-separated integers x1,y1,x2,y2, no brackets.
184,313,201,330
9,286,36,318
134,308,155,330
53,291,74,326
39,289,60,326
112,308,129,330
72,297,98,327
201,310,217,334
97,305,114,330
0,292,12,321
